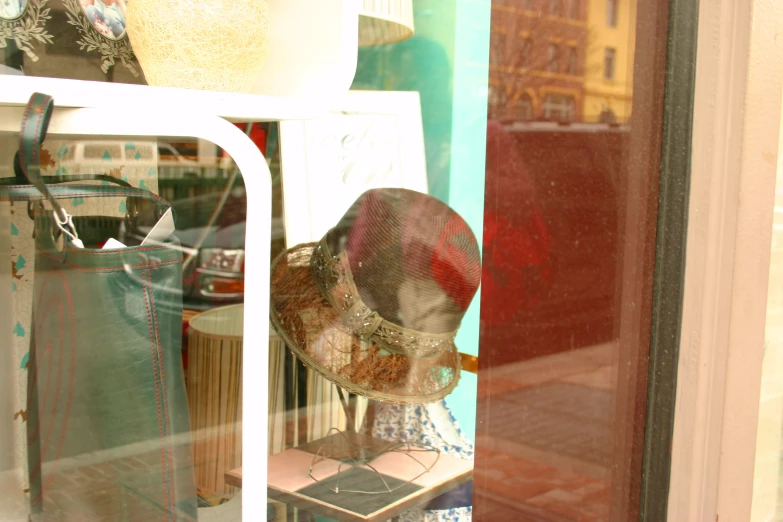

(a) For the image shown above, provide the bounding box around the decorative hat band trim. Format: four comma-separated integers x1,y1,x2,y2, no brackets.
310,236,456,359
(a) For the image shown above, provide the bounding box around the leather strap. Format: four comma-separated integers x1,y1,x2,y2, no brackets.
18,93,67,223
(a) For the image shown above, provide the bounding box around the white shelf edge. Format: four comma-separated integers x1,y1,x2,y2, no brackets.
0,75,336,122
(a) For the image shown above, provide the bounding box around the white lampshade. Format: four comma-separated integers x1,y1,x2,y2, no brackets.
359,0,414,46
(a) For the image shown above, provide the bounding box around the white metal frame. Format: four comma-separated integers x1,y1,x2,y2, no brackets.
0,106,272,518
668,0,783,520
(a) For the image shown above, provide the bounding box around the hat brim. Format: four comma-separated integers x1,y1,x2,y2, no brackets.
269,243,461,404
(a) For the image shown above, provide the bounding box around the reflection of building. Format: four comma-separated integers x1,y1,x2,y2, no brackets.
583,0,636,123
488,1,587,123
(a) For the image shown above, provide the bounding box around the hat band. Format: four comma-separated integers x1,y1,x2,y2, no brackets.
310,237,457,359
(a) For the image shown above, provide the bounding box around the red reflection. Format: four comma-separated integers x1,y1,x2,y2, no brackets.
476,120,626,521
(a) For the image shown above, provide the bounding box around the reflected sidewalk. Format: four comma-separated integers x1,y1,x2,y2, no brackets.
475,342,617,522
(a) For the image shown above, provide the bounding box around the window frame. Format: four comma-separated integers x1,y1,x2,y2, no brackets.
566,0,578,19
547,42,560,73
549,0,562,17
516,93,533,120
520,37,533,67
665,0,783,521
492,32,507,64
604,47,617,80
607,0,619,27
567,46,578,75
542,93,574,121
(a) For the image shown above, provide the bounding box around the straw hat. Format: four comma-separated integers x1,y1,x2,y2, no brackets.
270,188,481,403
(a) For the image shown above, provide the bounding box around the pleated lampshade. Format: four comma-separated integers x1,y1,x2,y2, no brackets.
359,0,415,46
186,304,244,495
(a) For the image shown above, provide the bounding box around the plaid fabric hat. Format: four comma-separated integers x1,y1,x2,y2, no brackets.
270,188,482,403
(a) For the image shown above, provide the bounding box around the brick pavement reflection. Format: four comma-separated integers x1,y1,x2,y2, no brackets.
475,343,616,522
11,343,618,521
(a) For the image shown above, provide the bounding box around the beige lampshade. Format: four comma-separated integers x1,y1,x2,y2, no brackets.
359,0,415,46
187,304,244,495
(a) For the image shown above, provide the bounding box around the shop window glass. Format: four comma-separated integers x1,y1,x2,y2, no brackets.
0,0,675,519
478,0,668,521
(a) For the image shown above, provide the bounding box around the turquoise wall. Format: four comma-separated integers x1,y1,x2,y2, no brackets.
443,0,490,444
351,0,491,442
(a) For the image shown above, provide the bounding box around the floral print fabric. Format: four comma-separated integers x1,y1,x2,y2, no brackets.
373,400,474,522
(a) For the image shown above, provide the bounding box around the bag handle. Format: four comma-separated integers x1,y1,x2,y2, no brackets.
17,94,168,208
18,94,67,221
17,93,172,245
0,184,169,204
0,184,172,228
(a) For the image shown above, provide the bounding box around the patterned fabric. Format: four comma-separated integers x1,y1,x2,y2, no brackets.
372,399,473,522
7,139,158,509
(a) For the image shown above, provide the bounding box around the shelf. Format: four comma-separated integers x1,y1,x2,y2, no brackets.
0,76,325,122
0,0,358,122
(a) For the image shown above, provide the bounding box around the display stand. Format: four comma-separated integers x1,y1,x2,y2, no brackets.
226,443,472,522
224,387,473,521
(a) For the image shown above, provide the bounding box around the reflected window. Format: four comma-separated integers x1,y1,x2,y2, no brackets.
543,93,575,121
489,86,508,120
492,32,507,64
605,47,617,80
567,46,578,75
522,0,533,9
520,37,533,67
489,86,500,114
607,0,618,27
549,0,562,16
548,43,559,73
516,94,533,121
566,0,578,19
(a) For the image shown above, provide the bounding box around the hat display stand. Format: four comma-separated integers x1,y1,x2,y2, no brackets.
265,188,481,519
302,386,442,496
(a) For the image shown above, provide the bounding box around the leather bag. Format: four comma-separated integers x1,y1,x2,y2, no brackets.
2,93,198,521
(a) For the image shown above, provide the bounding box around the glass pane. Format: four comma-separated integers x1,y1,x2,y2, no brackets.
0,130,255,520
476,0,667,521
0,0,673,520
